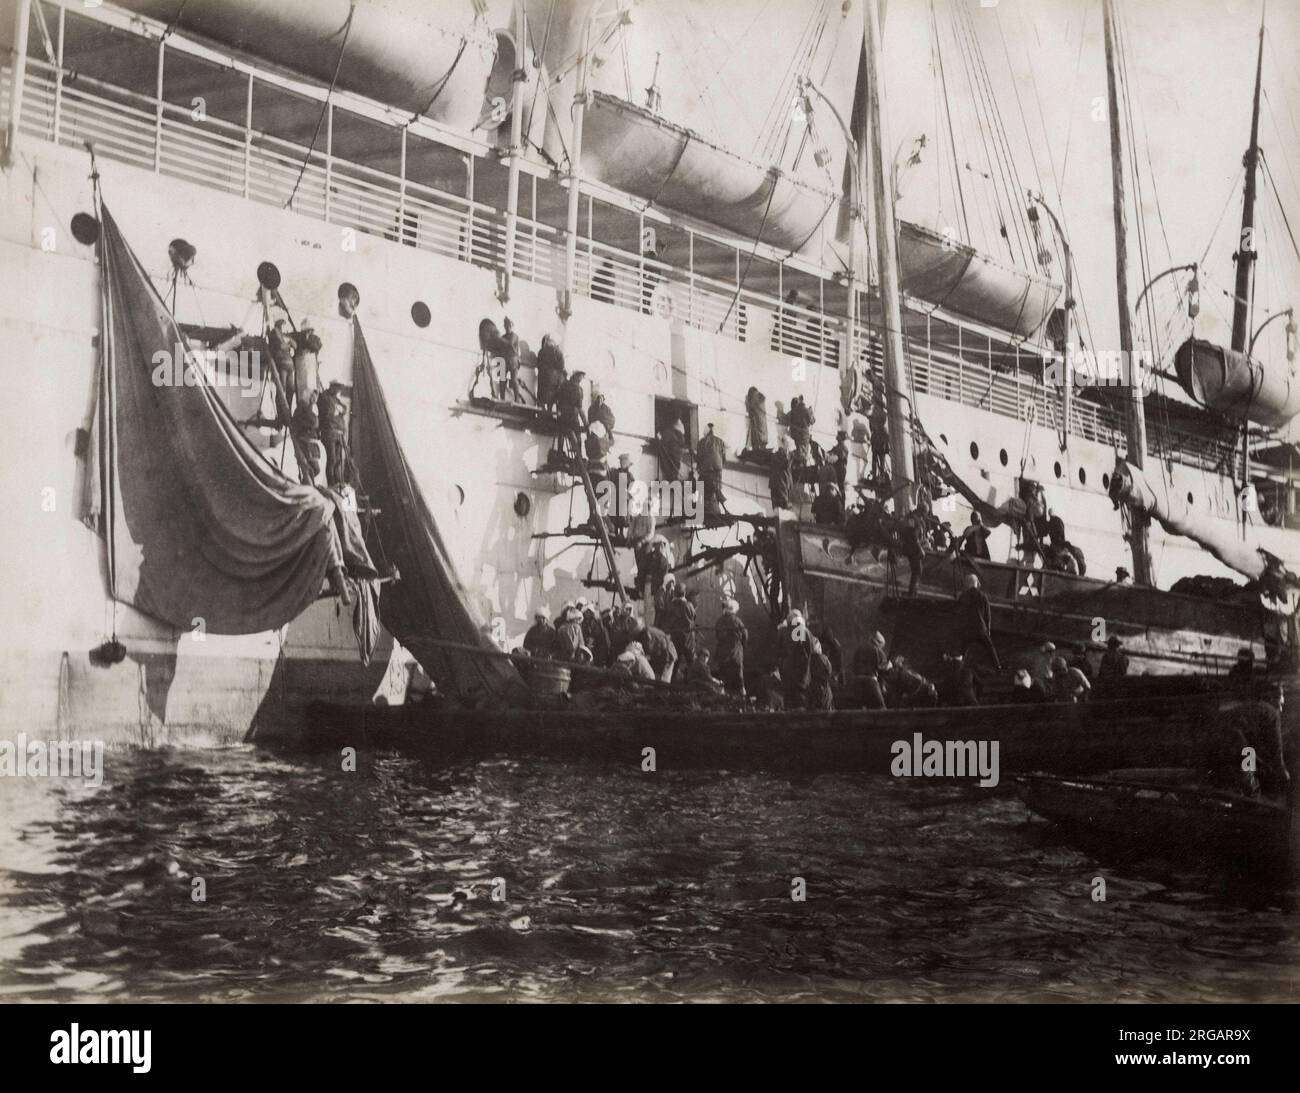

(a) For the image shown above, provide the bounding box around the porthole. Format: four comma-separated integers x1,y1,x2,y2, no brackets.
1078,467,1087,486
1187,491,1194,506
70,212,100,246
337,282,360,318
449,484,465,509
1102,472,1111,491
999,448,1008,467
969,441,979,461
513,491,531,517
1053,461,1062,479
256,261,281,291
939,433,949,445
411,301,431,328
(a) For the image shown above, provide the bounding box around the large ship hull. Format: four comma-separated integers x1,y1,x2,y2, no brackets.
2,11,1297,747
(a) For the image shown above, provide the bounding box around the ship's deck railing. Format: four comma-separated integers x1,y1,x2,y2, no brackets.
4,40,1236,477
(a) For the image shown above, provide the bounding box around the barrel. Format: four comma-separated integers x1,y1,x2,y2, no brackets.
528,662,571,696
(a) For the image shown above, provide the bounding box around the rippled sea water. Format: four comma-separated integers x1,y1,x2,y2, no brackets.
0,744,1296,1002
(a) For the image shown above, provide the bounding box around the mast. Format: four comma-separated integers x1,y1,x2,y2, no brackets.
1103,0,1152,586
863,0,914,503
1230,6,1266,353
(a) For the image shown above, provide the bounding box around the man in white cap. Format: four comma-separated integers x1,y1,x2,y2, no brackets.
714,596,748,696
778,608,820,709
523,608,557,659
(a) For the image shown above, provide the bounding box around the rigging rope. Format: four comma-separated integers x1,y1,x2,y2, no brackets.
284,3,355,210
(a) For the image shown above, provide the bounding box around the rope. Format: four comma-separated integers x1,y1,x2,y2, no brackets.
284,3,355,210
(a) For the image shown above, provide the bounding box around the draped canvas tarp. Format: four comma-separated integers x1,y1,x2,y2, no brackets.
349,322,526,701
85,204,335,633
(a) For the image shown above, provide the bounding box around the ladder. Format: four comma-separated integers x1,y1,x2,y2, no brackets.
570,453,630,608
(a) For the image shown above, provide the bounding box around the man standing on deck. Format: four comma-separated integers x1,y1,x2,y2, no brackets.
955,573,1002,671
659,583,697,676
769,436,795,511
868,395,890,483
536,334,566,411
555,370,587,461
714,597,748,696
657,417,689,482
777,609,820,709
852,631,889,709
696,422,728,518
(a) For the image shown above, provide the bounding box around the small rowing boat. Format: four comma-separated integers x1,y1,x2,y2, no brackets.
1017,772,1294,873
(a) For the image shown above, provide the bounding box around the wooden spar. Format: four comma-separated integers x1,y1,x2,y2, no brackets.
571,454,629,608
1231,7,1267,353
863,0,914,503
1103,0,1152,586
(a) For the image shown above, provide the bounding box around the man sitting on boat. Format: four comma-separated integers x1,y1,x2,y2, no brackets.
938,653,983,707
1011,668,1050,703
685,649,725,695
1048,656,1092,703
636,620,678,683
884,656,938,708
1097,636,1129,687
614,640,656,682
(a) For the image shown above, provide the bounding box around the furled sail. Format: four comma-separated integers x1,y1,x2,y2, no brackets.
85,205,336,634
1109,457,1298,604
1173,337,1300,428
349,323,527,702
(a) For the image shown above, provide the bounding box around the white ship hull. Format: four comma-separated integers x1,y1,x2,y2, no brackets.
1,9,1297,745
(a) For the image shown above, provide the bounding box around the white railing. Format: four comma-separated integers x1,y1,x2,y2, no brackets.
5,51,1238,474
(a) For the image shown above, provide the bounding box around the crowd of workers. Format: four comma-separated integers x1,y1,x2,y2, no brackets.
506,566,1146,714
515,583,748,697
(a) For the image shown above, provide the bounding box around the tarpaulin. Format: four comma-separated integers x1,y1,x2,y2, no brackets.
85,204,335,633
349,321,527,701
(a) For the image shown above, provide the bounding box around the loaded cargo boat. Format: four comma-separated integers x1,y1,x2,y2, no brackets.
1,0,1297,753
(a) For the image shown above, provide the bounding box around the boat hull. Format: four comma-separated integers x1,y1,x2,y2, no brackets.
297,690,1246,776
1018,773,1294,873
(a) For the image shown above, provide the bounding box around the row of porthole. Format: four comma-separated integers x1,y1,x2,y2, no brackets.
966,439,1202,507
965,439,1109,492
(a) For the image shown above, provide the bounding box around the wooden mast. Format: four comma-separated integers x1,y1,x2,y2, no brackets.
1103,0,1152,586
863,0,914,504
1230,6,1267,353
